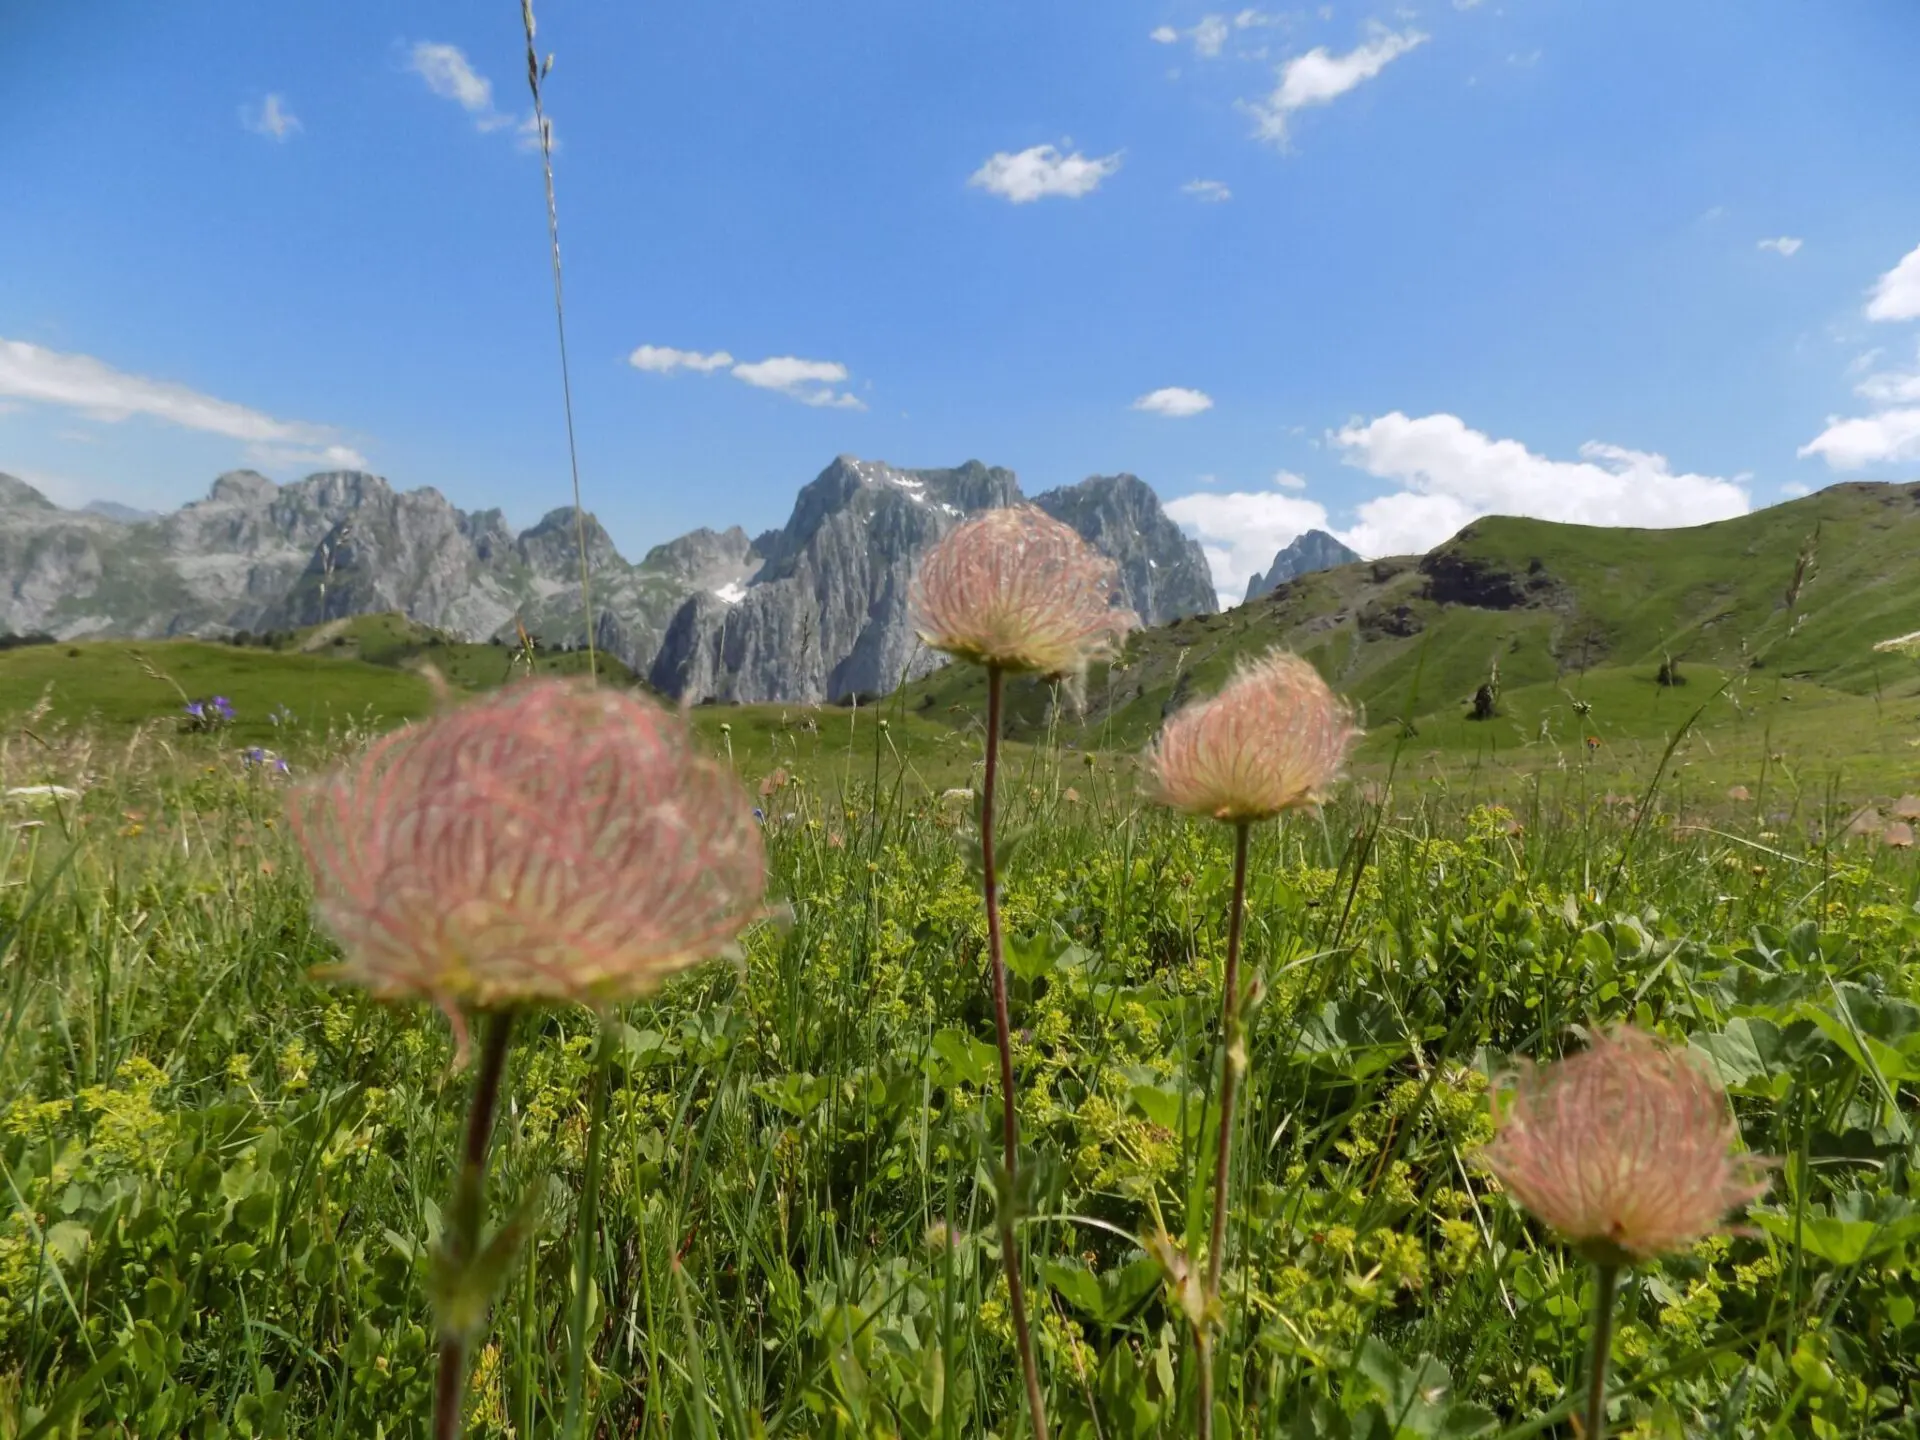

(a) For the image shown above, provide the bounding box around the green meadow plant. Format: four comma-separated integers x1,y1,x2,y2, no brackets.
909,505,1135,1440
1148,650,1357,1439
1479,1026,1773,1440
286,679,765,1439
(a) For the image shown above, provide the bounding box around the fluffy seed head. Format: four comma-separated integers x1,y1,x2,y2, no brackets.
1478,1027,1771,1264
289,680,766,1031
1150,650,1356,822
910,505,1136,677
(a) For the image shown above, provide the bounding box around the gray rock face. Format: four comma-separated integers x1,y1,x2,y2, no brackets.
648,457,1217,703
1243,529,1360,602
1034,473,1216,625
2,456,1217,700
0,468,758,668
650,457,1020,703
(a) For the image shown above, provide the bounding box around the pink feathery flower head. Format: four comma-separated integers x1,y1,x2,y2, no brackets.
1478,1026,1771,1265
909,505,1137,677
288,680,766,1043
1150,650,1356,822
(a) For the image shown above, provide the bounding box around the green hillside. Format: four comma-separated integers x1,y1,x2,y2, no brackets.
906,480,1920,744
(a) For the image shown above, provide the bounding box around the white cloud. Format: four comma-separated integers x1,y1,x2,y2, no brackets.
1757,236,1803,257
0,339,349,451
1856,347,1920,406
242,93,301,141
1183,178,1233,202
969,144,1122,203
1866,241,1920,322
1248,27,1428,144
1235,9,1285,27
628,343,865,408
1132,387,1214,418
1272,469,1307,490
730,356,865,409
628,345,735,374
406,41,545,147
1799,410,1920,469
1153,14,1240,56
408,43,508,126
1799,242,1920,464
1779,481,1811,498
1330,413,1749,557
246,442,371,473
1166,489,1333,607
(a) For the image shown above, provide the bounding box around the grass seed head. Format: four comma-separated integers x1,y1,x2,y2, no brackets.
1149,650,1356,822
909,505,1136,678
288,679,765,1032
1478,1026,1770,1264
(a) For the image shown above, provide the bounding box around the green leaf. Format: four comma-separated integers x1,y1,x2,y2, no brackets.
927,1029,997,1089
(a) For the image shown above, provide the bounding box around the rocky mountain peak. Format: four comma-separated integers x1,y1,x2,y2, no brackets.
0,474,56,510
206,470,279,506
1034,473,1217,625
1244,529,1361,602
518,507,624,576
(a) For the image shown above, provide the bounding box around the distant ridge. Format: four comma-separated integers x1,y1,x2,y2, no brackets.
1243,529,1360,602
0,456,1216,702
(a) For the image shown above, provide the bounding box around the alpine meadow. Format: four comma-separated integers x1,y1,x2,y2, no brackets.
6,3,1920,1439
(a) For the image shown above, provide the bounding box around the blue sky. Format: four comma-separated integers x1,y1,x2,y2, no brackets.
4,0,1919,604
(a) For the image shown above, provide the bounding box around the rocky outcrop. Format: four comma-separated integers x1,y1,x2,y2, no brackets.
1244,529,1360,602
1035,474,1216,624
3,456,1216,700
650,457,1020,702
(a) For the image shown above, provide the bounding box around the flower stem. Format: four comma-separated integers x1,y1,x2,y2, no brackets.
433,1008,517,1440
1206,820,1252,1300
1585,1262,1621,1440
1195,1331,1215,1440
982,664,1048,1440
563,1020,615,1440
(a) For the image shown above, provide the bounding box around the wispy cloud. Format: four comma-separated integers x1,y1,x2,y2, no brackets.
1154,11,1282,58
731,357,865,409
969,144,1122,203
246,442,371,472
1757,236,1803,257
406,41,549,149
629,344,864,409
628,345,736,374
1866,239,1920,322
1799,243,1920,467
1247,27,1428,146
1132,387,1214,418
241,93,301,141
1183,179,1233,202
0,338,354,453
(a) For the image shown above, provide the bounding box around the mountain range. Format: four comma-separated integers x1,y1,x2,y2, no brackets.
0,457,1249,703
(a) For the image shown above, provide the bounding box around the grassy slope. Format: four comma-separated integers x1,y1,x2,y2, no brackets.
902,481,1920,785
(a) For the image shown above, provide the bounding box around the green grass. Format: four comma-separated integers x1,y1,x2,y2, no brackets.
902,480,1920,774
3,704,1919,1437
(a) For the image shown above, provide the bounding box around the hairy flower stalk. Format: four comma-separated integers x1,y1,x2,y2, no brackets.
1150,650,1355,1440
290,679,766,1440
912,506,1135,1440
1479,1027,1771,1440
